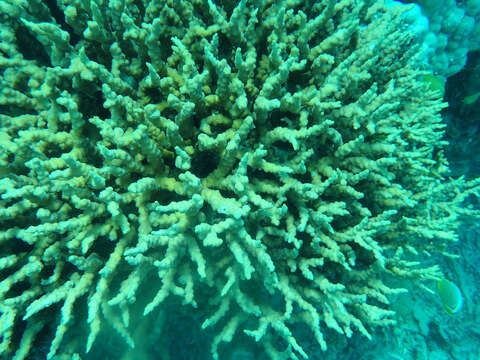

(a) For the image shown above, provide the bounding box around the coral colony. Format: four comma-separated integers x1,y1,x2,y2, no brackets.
0,1,479,359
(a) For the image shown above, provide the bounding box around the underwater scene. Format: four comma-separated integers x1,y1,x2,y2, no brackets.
0,0,479,359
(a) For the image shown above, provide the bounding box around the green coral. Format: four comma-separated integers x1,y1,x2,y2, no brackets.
0,0,478,359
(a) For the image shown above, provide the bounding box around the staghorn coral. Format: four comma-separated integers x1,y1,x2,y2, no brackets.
0,0,479,359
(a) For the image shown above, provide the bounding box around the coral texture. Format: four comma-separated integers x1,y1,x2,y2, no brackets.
401,0,480,77
0,0,478,359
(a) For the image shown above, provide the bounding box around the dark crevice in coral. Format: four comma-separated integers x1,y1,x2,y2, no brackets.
292,171,312,184
42,0,81,45
350,242,376,270
121,202,139,219
191,113,203,131
84,41,112,70
103,176,117,191
271,140,294,152
296,230,312,247
28,308,59,351
14,24,51,67
159,35,174,63
217,32,235,60
254,28,269,60
88,233,116,261
8,72,30,93
79,145,103,173
161,108,177,121
218,188,236,199
209,122,231,135
5,280,31,299
268,109,295,129
193,3,212,27
39,264,56,279
9,208,41,229
0,105,37,117
79,89,109,120
117,40,139,65
44,143,70,159
321,259,347,284
348,30,359,52
2,237,32,257
142,87,163,104
287,67,311,93
131,0,146,26
190,150,220,178
0,267,20,285
314,140,337,158
127,172,144,185
150,189,184,206
284,189,300,210
246,167,277,183
162,151,176,175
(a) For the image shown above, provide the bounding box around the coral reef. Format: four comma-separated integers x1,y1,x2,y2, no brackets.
0,0,478,359
401,0,480,77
